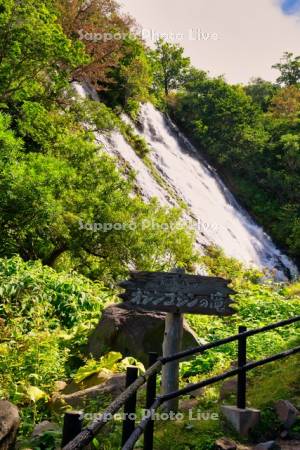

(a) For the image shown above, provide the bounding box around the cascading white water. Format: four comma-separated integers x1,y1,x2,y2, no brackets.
73,83,298,280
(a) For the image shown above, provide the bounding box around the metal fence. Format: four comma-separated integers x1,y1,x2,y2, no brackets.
62,315,300,450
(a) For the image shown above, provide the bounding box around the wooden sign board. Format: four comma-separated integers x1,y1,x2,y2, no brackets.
119,271,236,316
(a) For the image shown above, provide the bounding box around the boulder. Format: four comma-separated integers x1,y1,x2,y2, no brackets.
275,400,299,429
31,421,59,438
214,437,237,450
87,303,200,365
63,369,115,395
52,374,126,410
220,378,238,400
0,401,20,450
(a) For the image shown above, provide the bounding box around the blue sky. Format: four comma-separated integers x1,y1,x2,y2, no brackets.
280,0,300,14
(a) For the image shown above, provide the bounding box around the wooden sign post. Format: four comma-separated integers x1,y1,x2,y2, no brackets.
161,267,184,413
119,269,236,413
161,309,183,412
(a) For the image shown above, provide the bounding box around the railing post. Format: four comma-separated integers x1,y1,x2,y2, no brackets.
122,366,138,446
237,325,247,409
144,352,158,450
61,411,83,447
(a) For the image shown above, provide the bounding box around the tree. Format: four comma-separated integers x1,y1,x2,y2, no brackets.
55,0,133,88
102,37,153,115
171,71,267,170
150,39,190,96
244,77,278,112
0,0,87,104
0,0,197,281
272,52,300,87
0,101,197,280
268,85,300,120
280,133,300,171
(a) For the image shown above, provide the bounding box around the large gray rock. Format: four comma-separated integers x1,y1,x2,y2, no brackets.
275,400,299,429
87,304,200,365
0,401,20,450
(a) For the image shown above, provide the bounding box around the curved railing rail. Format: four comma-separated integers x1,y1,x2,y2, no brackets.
62,315,300,450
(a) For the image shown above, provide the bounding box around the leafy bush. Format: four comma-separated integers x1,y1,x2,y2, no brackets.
0,256,112,402
182,247,300,379
0,256,109,329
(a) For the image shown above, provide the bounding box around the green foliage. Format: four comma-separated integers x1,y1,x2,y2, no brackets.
119,122,150,158
20,429,62,450
244,77,278,112
272,52,300,86
0,330,69,402
171,72,268,169
1,254,299,446
200,246,262,283
0,0,197,282
180,351,228,378
73,352,144,383
182,247,299,381
74,352,123,383
0,256,111,402
102,37,153,116
0,256,108,329
247,356,300,410
150,39,191,97
0,0,87,105
249,406,281,442
154,415,221,450
0,3,299,447
0,100,197,280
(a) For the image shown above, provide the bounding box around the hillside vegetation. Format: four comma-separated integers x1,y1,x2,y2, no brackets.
0,1,299,449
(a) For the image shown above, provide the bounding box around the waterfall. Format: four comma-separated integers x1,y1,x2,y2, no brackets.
73,82,298,280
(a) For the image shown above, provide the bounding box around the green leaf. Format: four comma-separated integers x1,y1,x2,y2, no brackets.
26,385,48,403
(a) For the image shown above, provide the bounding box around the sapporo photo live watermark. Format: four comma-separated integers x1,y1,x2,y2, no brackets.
78,219,220,233
78,27,219,44
82,409,220,423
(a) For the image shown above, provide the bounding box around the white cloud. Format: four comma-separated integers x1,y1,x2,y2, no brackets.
121,0,300,83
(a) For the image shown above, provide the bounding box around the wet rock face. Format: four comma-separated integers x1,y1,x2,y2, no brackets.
0,401,20,450
87,303,200,365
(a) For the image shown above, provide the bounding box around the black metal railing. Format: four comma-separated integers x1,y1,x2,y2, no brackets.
62,315,300,450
